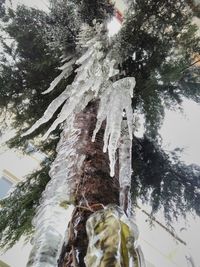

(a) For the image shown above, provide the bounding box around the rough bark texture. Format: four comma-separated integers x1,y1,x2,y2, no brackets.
58,101,120,267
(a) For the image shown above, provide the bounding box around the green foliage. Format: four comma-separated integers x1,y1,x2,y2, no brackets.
187,0,200,17
117,0,200,138
132,136,200,221
0,163,51,250
47,0,79,54
0,5,63,247
0,0,5,18
73,0,114,25
0,6,59,128
0,5,68,151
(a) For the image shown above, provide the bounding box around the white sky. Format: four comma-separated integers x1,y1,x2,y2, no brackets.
6,0,49,11
1,0,200,267
161,99,200,166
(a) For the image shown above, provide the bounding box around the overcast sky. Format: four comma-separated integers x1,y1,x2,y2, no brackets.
6,0,49,11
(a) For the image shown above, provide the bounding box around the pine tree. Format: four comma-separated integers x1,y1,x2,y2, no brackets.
0,4,66,248
0,1,200,266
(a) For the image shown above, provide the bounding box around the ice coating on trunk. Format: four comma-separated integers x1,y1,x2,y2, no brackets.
21,22,144,266
85,205,146,267
26,118,85,267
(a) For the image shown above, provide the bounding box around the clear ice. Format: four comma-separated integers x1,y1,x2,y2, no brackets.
23,22,137,266
26,118,85,267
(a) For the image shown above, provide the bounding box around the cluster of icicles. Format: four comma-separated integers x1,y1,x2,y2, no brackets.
23,22,139,267
23,22,136,177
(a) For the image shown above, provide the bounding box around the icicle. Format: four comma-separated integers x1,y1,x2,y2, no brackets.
60,54,73,63
105,58,119,78
106,96,123,177
58,57,76,70
42,83,95,140
23,22,124,146
92,77,136,177
76,46,94,65
119,119,133,214
23,22,139,267
119,120,133,187
136,245,147,267
27,118,85,267
42,58,76,95
22,88,71,137
42,69,68,95
91,82,112,143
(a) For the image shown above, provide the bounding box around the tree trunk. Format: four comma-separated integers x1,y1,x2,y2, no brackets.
58,101,120,267
26,100,143,267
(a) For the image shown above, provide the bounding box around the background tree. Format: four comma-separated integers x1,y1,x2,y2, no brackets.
0,3,64,247
0,0,200,266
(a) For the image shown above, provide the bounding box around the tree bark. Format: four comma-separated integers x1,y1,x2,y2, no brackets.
58,101,120,267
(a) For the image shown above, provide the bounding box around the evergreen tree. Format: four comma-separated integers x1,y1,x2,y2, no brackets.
0,4,63,247
0,1,200,266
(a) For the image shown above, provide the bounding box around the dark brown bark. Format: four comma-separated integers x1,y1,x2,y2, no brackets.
58,101,119,267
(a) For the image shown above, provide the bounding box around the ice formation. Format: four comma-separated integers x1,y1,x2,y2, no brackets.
85,205,146,267
92,77,135,177
118,120,133,214
27,118,85,267
42,57,76,95
23,22,136,177
23,22,137,266
22,88,70,137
